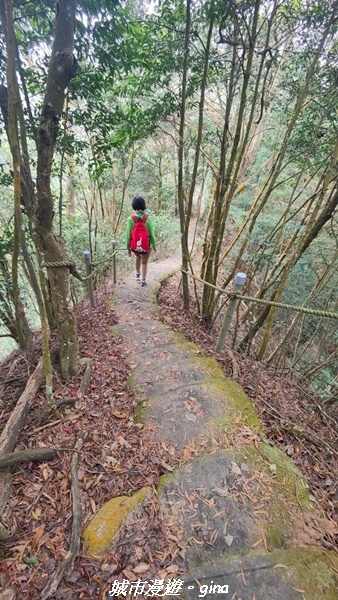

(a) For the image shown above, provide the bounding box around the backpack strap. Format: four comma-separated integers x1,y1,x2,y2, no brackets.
131,214,148,223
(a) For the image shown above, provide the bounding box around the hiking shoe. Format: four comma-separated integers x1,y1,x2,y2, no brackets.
136,271,141,282
141,279,147,286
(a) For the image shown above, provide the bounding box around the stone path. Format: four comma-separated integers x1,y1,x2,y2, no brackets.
90,249,338,599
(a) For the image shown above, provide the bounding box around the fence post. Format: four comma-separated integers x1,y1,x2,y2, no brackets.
215,272,246,354
83,251,96,308
112,239,117,284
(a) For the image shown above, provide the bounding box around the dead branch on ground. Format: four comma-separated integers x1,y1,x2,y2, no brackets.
41,432,86,600
0,447,57,470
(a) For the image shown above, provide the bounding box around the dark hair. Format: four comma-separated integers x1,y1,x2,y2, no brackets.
132,196,146,211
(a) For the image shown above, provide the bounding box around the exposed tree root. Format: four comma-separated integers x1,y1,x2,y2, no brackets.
40,432,85,600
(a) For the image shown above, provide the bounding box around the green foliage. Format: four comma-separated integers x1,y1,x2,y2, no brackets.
152,211,180,253
0,222,14,257
0,164,13,187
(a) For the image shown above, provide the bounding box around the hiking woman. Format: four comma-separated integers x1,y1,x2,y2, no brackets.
126,196,156,286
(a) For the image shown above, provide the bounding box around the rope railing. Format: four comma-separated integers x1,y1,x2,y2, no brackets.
181,268,338,353
181,269,231,297
41,260,75,269
91,251,117,267
181,268,338,320
232,293,338,320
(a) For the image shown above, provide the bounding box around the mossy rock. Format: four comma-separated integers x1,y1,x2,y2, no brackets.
133,400,150,423
83,486,151,557
212,377,263,433
183,546,338,600
107,293,117,309
241,443,313,511
158,448,321,567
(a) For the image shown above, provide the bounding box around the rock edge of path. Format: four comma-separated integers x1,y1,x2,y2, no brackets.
88,255,338,600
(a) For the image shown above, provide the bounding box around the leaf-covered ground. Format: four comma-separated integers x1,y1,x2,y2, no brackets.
0,271,337,599
157,273,338,549
0,282,184,599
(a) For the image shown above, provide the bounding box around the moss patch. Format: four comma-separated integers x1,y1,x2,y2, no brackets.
184,547,338,599
133,400,150,423
109,325,120,338
211,377,263,433
171,330,206,356
107,293,117,309
157,473,177,498
258,443,312,510
281,546,338,598
83,487,151,557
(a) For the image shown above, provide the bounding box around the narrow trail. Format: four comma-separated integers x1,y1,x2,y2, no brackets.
92,247,338,599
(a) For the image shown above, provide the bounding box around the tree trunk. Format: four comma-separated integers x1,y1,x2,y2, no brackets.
177,0,191,310
201,0,262,319
241,185,338,355
33,0,78,378
0,0,79,379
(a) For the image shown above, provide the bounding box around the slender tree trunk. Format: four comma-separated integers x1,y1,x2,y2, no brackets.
185,11,214,237
205,5,337,323
177,0,191,309
201,0,262,319
113,149,135,234
242,185,338,356
3,0,55,407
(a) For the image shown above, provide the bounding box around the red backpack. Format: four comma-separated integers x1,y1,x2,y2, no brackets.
130,214,150,253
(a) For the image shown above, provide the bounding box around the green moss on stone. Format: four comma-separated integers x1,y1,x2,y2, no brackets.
134,401,150,423
187,356,225,380
282,547,338,598
157,473,177,497
83,487,151,557
126,372,140,390
211,378,263,433
259,443,312,510
151,281,162,301
171,331,205,356
108,293,117,309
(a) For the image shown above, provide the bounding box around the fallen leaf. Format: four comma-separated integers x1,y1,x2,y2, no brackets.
24,556,38,565
123,568,135,580
212,486,229,497
231,461,241,475
166,565,179,574
112,411,127,419
62,426,74,434
133,563,150,574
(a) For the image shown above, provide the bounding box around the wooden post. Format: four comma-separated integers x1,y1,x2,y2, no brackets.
83,251,96,308
215,272,246,354
112,239,117,284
